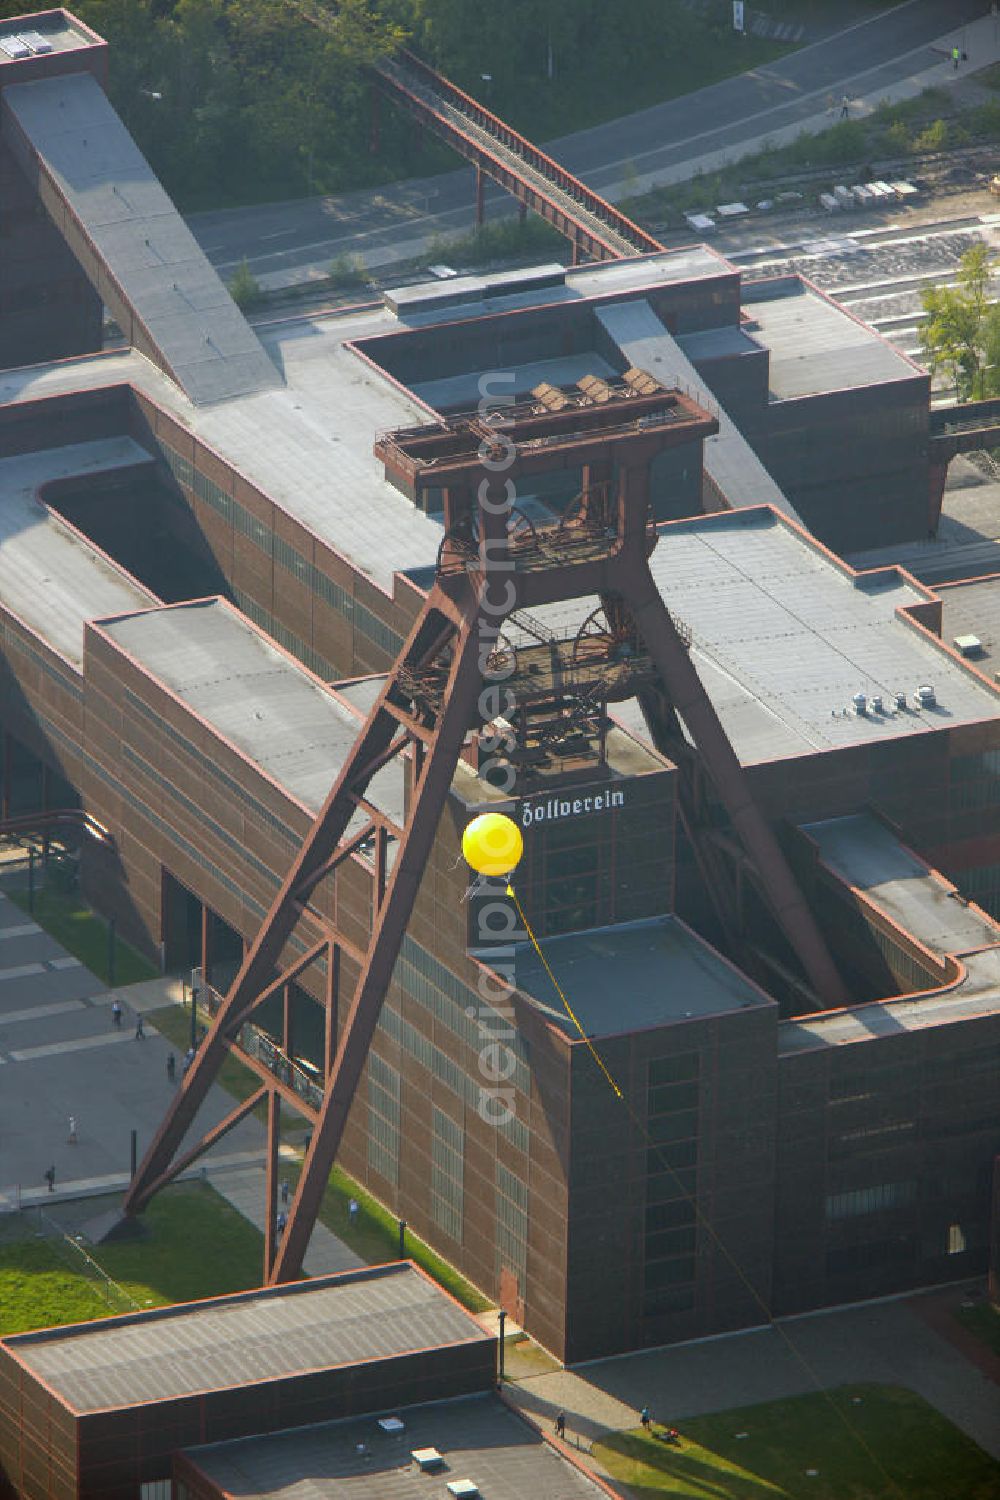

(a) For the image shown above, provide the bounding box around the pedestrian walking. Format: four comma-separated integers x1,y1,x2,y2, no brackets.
134,1012,144,1040
952,45,960,70
43,1164,55,1192
554,1411,566,1439
67,1115,77,1145
111,999,122,1029
640,1406,651,1429
182,1046,195,1074
840,94,850,119
348,1197,359,1226
280,1180,290,1205
277,1211,287,1236
166,1053,176,1082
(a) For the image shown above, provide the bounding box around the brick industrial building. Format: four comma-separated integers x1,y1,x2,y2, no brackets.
0,1262,620,1500
1,4,999,1389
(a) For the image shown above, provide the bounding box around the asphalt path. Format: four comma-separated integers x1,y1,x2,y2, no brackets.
187,0,986,279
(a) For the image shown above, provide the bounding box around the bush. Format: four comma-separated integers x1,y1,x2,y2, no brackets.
912,118,949,153
808,119,869,165
228,259,263,310
970,101,1000,139
885,119,912,155
329,253,369,288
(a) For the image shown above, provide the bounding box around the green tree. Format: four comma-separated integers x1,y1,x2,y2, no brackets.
919,243,1000,400
228,258,262,309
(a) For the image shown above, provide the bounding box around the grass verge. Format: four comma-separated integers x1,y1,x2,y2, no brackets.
626,85,1000,229
149,1003,491,1314
955,1299,1000,1357
7,887,158,987
279,1157,492,1315
593,1384,1000,1499
148,1003,268,1120
426,216,566,268
0,1182,263,1336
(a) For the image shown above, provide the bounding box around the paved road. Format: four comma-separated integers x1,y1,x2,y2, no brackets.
187,0,986,285
553,0,987,193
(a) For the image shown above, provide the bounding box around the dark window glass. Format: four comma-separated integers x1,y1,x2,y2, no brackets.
649,1053,698,1086
644,1255,696,1289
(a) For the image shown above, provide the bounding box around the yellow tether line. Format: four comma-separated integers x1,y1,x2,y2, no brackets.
507,881,622,1097
504,876,905,1498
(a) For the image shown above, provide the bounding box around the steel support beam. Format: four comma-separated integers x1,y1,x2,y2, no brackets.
125,385,846,1285
124,601,468,1218
270,616,482,1280
264,1089,281,1277
620,570,848,1008
134,1085,266,1203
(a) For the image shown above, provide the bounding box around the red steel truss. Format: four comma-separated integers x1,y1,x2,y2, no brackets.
373,50,664,263
123,380,846,1282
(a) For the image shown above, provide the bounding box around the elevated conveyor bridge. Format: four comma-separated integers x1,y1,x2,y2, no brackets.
373,50,664,264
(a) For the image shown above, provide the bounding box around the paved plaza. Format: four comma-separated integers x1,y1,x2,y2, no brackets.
0,889,359,1276
507,1295,1000,1462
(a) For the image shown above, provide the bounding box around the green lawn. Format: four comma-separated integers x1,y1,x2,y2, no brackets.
955,1299,1000,1358
0,1239,112,1335
279,1158,492,1316
593,1385,1000,1500
8,887,158,987
0,1183,264,1336
148,1004,491,1314
149,1003,268,1118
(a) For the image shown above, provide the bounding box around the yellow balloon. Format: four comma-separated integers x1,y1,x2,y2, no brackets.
462,812,524,877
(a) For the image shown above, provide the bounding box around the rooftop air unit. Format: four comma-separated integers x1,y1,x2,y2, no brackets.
18,30,53,52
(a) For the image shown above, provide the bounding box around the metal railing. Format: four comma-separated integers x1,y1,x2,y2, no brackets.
0,1207,140,1315
200,981,326,1113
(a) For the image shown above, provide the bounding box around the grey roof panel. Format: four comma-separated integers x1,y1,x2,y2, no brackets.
802,813,1000,957
530,508,1000,766
0,438,157,664
5,1265,486,1414
182,1393,606,1499
98,600,404,822
595,298,797,518
2,72,279,407
743,279,921,399
779,947,1000,1052
505,915,772,1036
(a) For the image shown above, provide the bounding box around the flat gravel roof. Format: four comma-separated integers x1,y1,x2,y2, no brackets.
182,1392,607,1499
0,437,156,663
97,599,404,821
744,278,921,400
3,72,279,407
803,813,1000,958
506,915,771,1036
3,1264,487,1414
